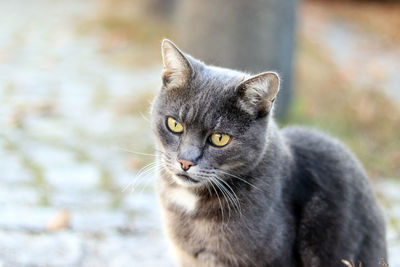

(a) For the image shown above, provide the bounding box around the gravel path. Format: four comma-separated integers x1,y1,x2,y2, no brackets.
0,1,173,266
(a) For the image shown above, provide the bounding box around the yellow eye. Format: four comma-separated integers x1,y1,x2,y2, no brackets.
210,133,231,147
167,117,184,133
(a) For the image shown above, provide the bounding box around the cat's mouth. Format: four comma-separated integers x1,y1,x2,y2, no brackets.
175,173,199,183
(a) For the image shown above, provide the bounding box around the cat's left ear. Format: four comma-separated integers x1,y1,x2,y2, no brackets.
161,39,193,89
237,72,280,117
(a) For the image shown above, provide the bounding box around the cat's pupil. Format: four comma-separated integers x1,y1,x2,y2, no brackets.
218,134,222,141
174,121,178,127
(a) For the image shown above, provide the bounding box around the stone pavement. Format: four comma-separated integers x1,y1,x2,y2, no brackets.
0,0,174,266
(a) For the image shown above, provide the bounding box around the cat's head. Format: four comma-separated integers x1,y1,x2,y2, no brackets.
151,39,279,188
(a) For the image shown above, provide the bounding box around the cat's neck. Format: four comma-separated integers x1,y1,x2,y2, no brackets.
250,117,292,174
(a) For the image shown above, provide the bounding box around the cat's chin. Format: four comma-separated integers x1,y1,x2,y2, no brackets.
173,174,206,188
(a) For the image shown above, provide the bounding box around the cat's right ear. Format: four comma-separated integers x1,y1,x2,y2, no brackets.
161,39,193,89
237,72,280,117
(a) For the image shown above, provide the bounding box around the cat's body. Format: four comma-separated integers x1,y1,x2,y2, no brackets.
152,40,387,267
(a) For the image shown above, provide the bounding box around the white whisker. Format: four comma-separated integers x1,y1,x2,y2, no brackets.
210,176,232,222
217,170,263,192
116,147,158,157
139,111,151,122
122,161,159,193
208,179,225,225
213,175,242,217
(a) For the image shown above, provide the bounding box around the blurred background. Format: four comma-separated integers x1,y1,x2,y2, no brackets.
0,0,399,266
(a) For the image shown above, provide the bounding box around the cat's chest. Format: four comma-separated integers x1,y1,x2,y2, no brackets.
158,185,292,266
166,212,238,264
157,186,238,259
164,186,199,213
159,188,223,247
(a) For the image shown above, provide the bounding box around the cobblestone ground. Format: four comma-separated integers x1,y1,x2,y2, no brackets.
0,0,173,266
0,1,399,266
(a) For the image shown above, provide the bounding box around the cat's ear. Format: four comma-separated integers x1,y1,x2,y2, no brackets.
161,39,193,89
237,72,280,117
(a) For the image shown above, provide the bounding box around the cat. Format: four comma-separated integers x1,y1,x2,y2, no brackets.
151,39,387,267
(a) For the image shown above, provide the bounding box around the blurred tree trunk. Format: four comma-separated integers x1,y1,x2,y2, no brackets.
142,0,176,21
175,0,298,119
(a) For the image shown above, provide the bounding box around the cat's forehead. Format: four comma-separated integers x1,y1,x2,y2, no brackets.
162,80,249,132
164,91,231,126
199,65,247,88
189,65,247,102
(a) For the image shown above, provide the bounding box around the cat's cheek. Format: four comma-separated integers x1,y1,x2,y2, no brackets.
205,143,239,168
222,143,255,170
156,124,180,150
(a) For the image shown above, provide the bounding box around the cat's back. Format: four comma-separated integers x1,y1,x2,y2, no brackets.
280,125,372,206
281,125,365,179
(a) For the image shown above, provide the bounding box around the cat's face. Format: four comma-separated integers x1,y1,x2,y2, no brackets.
151,40,279,188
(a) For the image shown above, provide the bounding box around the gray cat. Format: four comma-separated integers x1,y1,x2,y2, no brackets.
151,39,387,267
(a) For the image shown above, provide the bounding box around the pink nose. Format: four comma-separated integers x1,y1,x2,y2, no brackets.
177,159,195,171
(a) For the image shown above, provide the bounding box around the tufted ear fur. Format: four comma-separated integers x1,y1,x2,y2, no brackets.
161,39,193,89
237,72,280,117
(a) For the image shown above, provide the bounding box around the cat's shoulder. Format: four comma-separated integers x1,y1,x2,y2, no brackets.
279,126,369,201
279,125,358,165
281,125,344,149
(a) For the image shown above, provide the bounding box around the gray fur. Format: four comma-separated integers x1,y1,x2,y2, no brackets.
151,40,387,267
